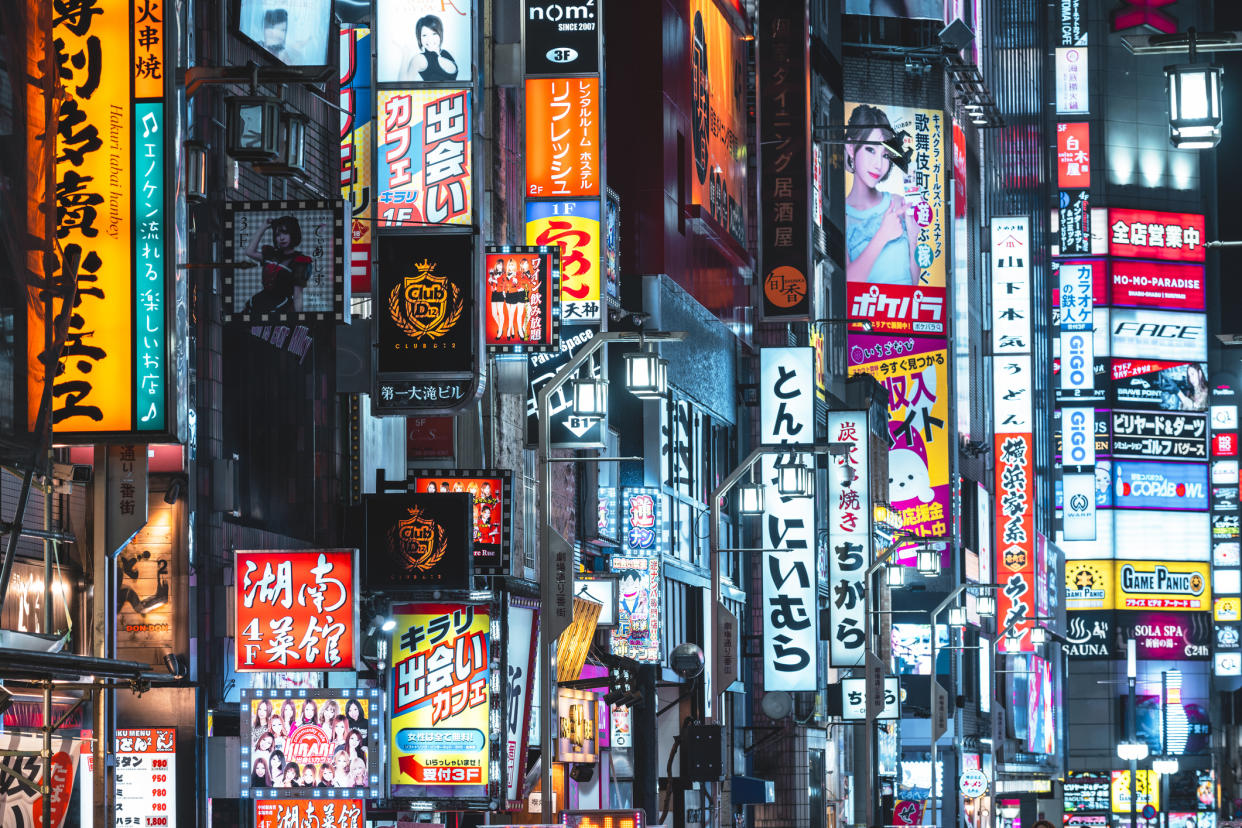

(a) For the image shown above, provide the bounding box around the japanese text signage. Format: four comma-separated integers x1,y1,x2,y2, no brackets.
621,488,663,557
526,78,600,199
411,470,512,574
503,598,538,809
255,800,364,828
524,0,600,74
841,677,899,719
611,556,661,663
1057,122,1091,188
1066,559,1113,610
390,603,491,794
377,89,473,227
1115,560,1210,611
828,411,871,667
844,102,946,334
1060,0,1086,46
340,26,373,293
240,688,380,799
991,218,1032,355
364,493,474,590
1109,208,1205,263
526,200,601,323
759,348,814,444
28,0,173,438
1060,189,1091,255
114,729,175,826
1055,47,1089,114
526,325,607,448
235,549,358,672
1111,260,1205,311
691,0,747,246
484,246,561,353
758,1,811,319
1111,410,1207,461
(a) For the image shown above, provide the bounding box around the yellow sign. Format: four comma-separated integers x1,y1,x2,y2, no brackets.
1066,560,1113,611
390,603,490,791
1114,560,1210,611
1112,769,1159,813
1215,596,1241,622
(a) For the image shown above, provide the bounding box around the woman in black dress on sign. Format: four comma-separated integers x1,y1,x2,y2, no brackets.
242,215,312,313
402,15,458,82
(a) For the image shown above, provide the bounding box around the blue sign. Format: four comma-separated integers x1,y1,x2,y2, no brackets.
1113,460,1209,511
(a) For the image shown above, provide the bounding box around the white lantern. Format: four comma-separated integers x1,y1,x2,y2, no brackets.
572,376,609,419
947,606,967,628
625,349,667,399
916,545,939,576
975,592,996,618
886,564,906,588
1152,757,1179,775
776,455,813,498
1117,740,1150,762
737,480,765,516
1165,62,1223,149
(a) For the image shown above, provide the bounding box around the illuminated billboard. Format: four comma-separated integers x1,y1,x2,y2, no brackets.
526,199,601,323
255,800,365,828
1057,122,1091,187
1056,47,1089,113
844,102,946,333
828,411,872,667
375,0,473,84
410,470,512,574
1111,409,1206,461
1066,559,1113,610
235,549,358,672
364,493,474,589
377,88,473,227
241,688,381,799
691,0,747,245
1115,560,1210,611
1112,360,1209,412
524,0,600,74
1112,460,1209,511
390,603,491,797
1110,260,1205,310
484,246,560,353
611,556,661,663
1110,308,1207,362
525,77,600,198
1109,208,1205,263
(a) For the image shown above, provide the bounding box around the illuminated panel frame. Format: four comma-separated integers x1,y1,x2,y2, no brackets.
562,811,647,828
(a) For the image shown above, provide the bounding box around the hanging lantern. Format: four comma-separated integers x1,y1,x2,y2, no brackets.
225,94,283,161
1165,62,1223,149
625,348,667,399
571,375,609,419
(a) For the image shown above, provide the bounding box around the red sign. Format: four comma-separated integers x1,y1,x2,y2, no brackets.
1214,433,1238,457
953,122,967,219
1108,208,1205,262
995,432,1035,652
406,416,454,458
484,246,560,352
410,470,510,573
1111,358,1194,381
1110,259,1206,310
1053,258,1108,307
846,283,946,335
235,549,358,671
255,799,364,828
1111,0,1177,34
1057,122,1091,188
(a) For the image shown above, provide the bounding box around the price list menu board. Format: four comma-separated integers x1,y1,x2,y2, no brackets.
116,728,176,827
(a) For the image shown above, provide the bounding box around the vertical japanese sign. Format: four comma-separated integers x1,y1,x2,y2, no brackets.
341,25,374,293
114,729,175,826
758,0,810,320
621,488,664,557
847,335,951,561
844,102,947,335
828,411,872,667
105,444,149,554
1059,190,1091,256
990,217,1036,651
526,199,601,324
1055,47,1089,114
234,549,358,672
255,800,364,828
610,555,661,663
28,0,173,438
390,603,491,794
377,88,473,227
1056,122,1091,188
5,732,81,828
759,347,817,690
503,598,538,810
690,0,747,245
525,77,600,198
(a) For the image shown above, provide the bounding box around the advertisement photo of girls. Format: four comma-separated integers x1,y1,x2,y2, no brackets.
484,247,559,352
244,694,372,794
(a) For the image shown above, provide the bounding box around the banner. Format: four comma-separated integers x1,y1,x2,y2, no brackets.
364,493,474,589
411,470,512,573
503,598,538,809
377,88,473,227
484,246,560,353
375,0,473,83
691,0,747,245
1109,209,1205,263
2,732,81,828
526,200,601,323
235,549,358,671
828,411,871,667
341,26,373,294
844,102,946,332
391,603,491,794
611,556,661,663
241,688,380,798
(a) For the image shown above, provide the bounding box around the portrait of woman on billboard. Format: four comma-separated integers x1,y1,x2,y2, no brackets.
242,215,313,313
376,1,474,84
844,104,919,286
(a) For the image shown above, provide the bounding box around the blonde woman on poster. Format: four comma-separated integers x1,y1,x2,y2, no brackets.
845,104,919,285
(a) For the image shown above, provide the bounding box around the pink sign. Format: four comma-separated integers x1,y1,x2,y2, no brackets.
1110,259,1205,310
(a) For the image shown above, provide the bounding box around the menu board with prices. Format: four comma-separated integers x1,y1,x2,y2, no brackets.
115,728,176,827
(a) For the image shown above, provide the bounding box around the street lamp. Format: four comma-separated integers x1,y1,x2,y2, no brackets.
536,328,686,822
1029,626,1049,647
571,374,609,419
624,348,668,399
916,544,940,576
775,454,814,498
947,606,967,628
974,590,996,618
1117,741,1149,762
886,564,906,588
1152,757,1178,775
736,467,765,516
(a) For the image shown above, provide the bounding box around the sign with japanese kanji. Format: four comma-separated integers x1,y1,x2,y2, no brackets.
240,688,380,799
503,598,539,810
234,549,358,671
113,728,175,827
390,603,491,794
1108,208,1205,263
27,0,176,439
377,88,473,227
621,488,664,557
840,677,899,720
828,411,871,667
991,217,1031,354
7,732,82,828
1055,47,1089,113
526,200,601,323
1111,409,1207,461
526,78,600,198
1056,122,1091,188
364,493,474,590
484,246,561,353
611,555,661,663
691,0,747,246
255,799,364,828
341,25,373,294
995,432,1036,651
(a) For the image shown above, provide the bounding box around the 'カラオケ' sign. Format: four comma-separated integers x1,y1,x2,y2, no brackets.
235,549,358,671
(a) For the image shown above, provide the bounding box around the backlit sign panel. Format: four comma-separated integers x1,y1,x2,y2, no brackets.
621,488,664,557
235,549,358,671
828,411,872,667
115,729,176,827
411,470,513,574
841,677,900,720
364,493,473,589
991,217,1031,354
1055,47,1089,113
377,88,473,227
375,0,474,84
1062,407,1096,468
1116,560,1210,610
1065,772,1111,811
1111,260,1205,310
1117,611,1211,661
1058,256,1095,330
1113,360,1209,412
1113,461,1208,510
390,603,491,794
1111,410,1207,461
1109,209,1205,263
611,555,661,663
1060,331,1096,394
847,283,946,335
526,325,608,448
255,800,364,828
525,77,600,198
1053,259,1108,305
1112,770,1160,813
484,246,560,353
1057,122,1091,188
341,26,374,293
1110,309,1207,362
760,348,815,441
1063,472,1097,541
238,0,332,65
691,0,748,245
562,811,646,828
1114,510,1210,561
526,199,601,323
503,598,538,809
241,688,380,799
1066,559,1113,610
524,0,600,74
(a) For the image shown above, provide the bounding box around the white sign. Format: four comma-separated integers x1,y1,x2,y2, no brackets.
1113,509,1210,561
100,728,175,828
990,217,1031,354
1212,404,1239,430
504,601,537,806
1059,329,1096,393
1055,47,1089,113
828,411,871,667
960,768,990,799
1057,508,1114,560
1059,260,1094,331
994,355,1033,431
1110,308,1207,362
1062,407,1096,467
759,347,814,444
1062,471,1097,542
1213,460,1239,485
841,677,899,720
761,348,817,691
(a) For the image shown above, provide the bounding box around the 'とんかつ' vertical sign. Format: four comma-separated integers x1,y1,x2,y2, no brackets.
390,603,491,795
28,0,172,437
235,550,358,671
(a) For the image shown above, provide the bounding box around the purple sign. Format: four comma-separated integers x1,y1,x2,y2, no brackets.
1117,611,1212,660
